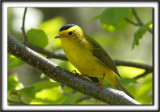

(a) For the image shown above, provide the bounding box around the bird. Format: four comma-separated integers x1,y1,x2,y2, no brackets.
55,24,134,98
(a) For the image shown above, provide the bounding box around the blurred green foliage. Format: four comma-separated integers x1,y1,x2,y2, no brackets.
7,7,153,105
8,73,22,91
8,54,25,70
100,8,131,32
27,28,48,48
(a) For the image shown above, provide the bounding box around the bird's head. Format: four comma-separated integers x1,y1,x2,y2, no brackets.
55,24,84,40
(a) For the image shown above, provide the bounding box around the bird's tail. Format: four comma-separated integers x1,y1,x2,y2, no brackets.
114,76,134,99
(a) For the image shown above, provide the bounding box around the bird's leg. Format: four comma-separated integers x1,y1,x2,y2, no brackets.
96,74,105,91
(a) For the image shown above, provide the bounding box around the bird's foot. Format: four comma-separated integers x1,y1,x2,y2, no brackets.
96,80,103,91
96,74,105,91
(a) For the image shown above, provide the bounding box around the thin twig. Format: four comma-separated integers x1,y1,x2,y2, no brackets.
114,60,152,72
134,70,152,79
21,7,28,43
25,42,68,60
114,60,153,79
114,60,152,79
132,8,144,26
131,8,152,33
125,18,140,26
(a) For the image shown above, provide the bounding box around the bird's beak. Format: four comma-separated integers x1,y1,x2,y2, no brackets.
55,34,61,38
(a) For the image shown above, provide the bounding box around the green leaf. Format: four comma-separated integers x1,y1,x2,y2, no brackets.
132,21,152,49
8,74,22,91
39,17,66,48
8,54,24,70
17,86,36,99
100,8,131,27
33,80,60,91
27,28,48,48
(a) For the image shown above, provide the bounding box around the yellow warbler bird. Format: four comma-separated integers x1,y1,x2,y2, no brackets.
55,24,134,98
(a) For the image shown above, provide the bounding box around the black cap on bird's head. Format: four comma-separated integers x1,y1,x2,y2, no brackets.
59,24,76,31
55,24,83,39
55,24,76,38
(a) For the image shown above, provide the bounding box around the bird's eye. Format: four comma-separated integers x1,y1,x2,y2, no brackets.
68,31,72,35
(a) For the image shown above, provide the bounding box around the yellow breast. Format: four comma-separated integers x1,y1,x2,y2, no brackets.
60,37,114,78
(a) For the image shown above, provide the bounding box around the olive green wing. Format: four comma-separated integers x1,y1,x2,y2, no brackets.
85,35,121,77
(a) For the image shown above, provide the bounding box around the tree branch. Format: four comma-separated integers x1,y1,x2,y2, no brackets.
8,35,140,105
